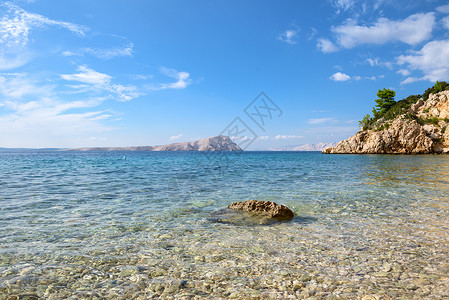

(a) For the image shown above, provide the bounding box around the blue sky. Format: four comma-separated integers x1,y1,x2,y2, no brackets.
1,0,449,149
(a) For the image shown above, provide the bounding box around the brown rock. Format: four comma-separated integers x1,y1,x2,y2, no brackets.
324,90,449,154
228,200,294,221
323,117,433,154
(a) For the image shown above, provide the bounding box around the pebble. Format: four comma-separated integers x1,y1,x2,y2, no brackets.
1,214,448,299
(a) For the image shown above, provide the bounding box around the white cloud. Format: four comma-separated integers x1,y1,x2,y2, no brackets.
0,72,53,98
330,72,351,81
400,77,420,85
169,134,184,141
308,118,335,124
278,29,298,44
0,52,31,71
436,4,449,14
442,16,449,30
397,39,449,83
0,106,112,148
275,135,304,140
133,74,154,80
364,75,380,80
231,136,251,141
0,2,86,47
109,84,139,101
331,0,358,13
397,69,411,76
366,58,379,66
61,51,80,57
61,65,140,101
317,38,338,53
63,43,134,60
257,136,269,140
333,13,435,48
330,0,386,15
61,65,111,85
160,67,191,89
0,73,114,148
85,43,134,59
330,72,382,82
365,57,393,69
0,2,87,70
147,67,191,90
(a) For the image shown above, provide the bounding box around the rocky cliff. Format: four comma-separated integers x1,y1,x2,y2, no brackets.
323,90,449,154
66,135,242,151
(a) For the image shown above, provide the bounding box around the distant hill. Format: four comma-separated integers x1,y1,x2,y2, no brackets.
269,142,337,151
65,135,242,151
0,148,62,151
291,142,338,151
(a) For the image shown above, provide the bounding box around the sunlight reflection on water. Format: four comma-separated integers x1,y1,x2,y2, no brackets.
0,151,448,298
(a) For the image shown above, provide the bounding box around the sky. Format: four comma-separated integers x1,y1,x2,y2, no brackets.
1,0,449,149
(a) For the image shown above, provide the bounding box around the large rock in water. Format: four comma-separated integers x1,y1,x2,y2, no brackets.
228,200,294,221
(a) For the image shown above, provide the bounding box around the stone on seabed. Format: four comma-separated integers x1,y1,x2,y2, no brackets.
228,200,294,221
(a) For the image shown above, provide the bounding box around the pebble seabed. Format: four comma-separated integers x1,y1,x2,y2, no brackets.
1,152,449,299
1,207,448,300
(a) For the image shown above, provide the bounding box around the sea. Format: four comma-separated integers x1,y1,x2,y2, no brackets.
0,151,448,299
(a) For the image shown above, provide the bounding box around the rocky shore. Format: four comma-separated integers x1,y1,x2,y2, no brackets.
324,90,449,154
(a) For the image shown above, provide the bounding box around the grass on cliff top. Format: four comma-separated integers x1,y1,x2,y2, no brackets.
359,81,449,131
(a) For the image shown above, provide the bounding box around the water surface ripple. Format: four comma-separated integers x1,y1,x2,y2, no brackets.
0,151,448,298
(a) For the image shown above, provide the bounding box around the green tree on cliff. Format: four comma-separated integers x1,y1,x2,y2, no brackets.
372,88,396,117
434,81,443,93
358,114,373,131
423,81,449,100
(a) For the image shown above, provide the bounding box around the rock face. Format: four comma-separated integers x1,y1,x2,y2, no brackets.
66,135,242,152
228,200,295,221
324,91,449,154
323,117,433,154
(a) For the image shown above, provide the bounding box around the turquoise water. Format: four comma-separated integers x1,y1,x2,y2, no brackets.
1,151,449,298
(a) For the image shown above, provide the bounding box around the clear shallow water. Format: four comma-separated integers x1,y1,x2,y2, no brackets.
0,151,448,299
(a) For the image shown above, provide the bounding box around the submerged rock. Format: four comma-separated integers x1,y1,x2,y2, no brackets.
228,200,294,221
208,208,277,225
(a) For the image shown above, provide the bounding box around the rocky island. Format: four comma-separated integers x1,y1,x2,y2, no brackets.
66,135,242,152
324,82,449,154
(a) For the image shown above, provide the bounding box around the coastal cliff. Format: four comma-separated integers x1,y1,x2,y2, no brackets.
66,135,242,151
324,88,449,154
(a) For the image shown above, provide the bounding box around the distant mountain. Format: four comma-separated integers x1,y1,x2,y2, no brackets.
0,148,62,151
269,142,337,151
291,142,338,151
65,135,242,151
